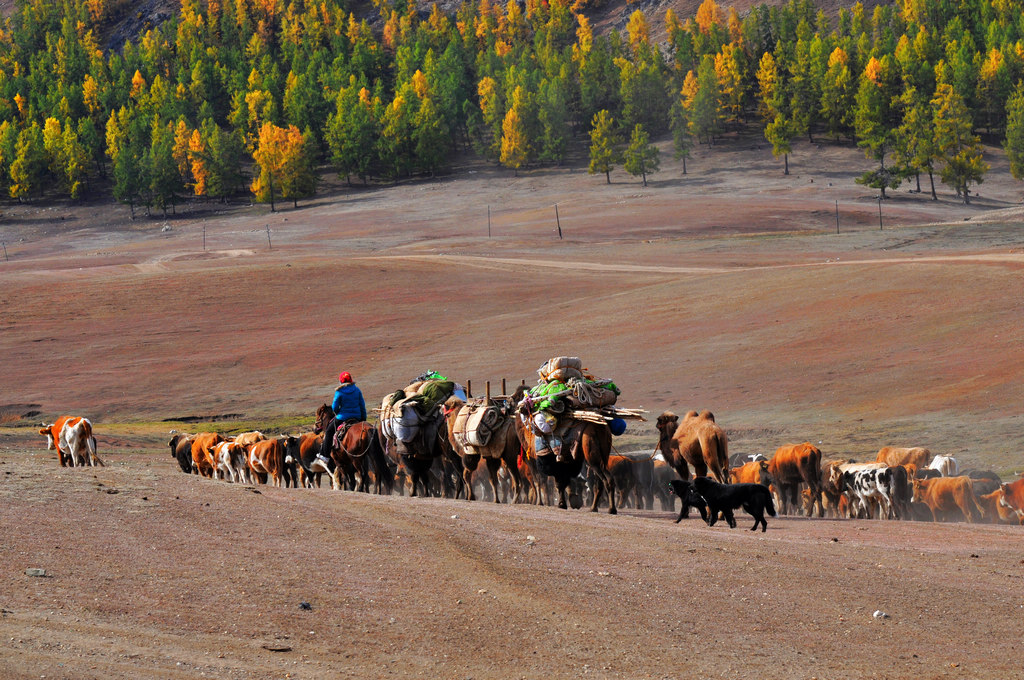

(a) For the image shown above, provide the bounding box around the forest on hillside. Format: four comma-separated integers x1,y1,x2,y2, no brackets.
2,0,1024,215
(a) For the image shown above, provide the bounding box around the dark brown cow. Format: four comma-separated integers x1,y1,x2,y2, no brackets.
767,443,823,517
911,476,983,523
168,432,195,473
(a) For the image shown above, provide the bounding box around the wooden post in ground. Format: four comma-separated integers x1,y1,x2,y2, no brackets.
878,197,883,230
203,225,206,251
266,225,272,249
555,204,563,239
487,205,491,238
2,241,7,261
835,200,839,234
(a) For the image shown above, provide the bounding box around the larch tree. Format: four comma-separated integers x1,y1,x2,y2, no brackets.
499,89,530,175
623,123,659,186
1003,84,1024,184
932,82,988,204
588,109,619,183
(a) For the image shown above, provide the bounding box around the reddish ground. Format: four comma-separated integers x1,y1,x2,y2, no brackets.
1,134,1023,677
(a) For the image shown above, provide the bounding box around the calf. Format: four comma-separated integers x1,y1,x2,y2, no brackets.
213,441,250,483
912,476,984,523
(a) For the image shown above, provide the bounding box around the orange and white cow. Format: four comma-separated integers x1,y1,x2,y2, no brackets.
39,416,102,467
248,436,299,488
213,440,251,484
997,479,1024,522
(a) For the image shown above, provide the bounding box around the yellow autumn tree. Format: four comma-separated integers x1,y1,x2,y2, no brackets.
500,88,530,175
694,0,725,35
188,129,208,196
251,123,316,211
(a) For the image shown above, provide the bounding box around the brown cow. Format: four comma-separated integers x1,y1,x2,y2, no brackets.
978,488,1022,525
876,446,931,469
767,443,823,517
248,436,298,487
655,410,729,484
190,432,224,478
998,479,1024,522
605,455,637,509
911,476,984,523
731,460,771,487
39,416,102,467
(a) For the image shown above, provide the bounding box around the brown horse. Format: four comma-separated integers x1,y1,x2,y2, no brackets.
446,396,523,503
314,404,393,494
510,387,616,514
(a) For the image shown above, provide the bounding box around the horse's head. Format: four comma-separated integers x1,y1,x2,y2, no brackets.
313,404,332,433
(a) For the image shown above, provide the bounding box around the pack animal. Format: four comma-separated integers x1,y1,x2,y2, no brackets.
168,432,195,473
655,410,729,484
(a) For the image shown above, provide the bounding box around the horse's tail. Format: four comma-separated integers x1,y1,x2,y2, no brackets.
369,426,394,495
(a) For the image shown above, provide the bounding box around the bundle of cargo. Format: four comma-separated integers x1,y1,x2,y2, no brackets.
452,397,507,452
518,357,645,449
379,372,462,443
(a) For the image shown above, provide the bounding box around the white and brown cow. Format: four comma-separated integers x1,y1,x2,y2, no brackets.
39,416,102,467
213,440,251,484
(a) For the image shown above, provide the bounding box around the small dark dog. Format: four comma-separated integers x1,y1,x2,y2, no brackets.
693,476,777,532
669,480,709,524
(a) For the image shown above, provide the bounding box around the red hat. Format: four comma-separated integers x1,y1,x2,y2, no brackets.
339,371,353,383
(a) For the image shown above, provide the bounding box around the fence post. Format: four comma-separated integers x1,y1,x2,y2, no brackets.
878,197,883,230
266,224,272,249
487,205,491,238
2,241,7,262
555,204,563,240
835,200,839,234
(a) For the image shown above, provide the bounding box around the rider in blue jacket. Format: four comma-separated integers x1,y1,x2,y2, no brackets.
317,371,367,468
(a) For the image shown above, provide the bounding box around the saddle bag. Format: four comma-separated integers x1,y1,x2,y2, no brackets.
454,402,502,449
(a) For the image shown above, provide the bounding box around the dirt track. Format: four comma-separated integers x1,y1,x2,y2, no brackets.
1,134,1023,677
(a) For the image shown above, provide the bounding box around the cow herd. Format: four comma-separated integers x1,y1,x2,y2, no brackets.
37,411,1024,528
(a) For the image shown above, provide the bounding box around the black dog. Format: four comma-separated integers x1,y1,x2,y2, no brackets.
669,480,709,524
693,476,777,532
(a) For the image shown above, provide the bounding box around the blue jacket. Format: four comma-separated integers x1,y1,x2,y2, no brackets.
332,383,366,422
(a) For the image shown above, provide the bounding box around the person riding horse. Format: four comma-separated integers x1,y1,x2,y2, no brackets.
316,371,367,470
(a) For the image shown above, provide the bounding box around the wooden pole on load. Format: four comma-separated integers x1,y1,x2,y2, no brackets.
486,381,491,404
501,378,506,395
467,380,472,399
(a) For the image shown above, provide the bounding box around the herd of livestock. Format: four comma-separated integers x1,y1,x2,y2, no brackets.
36,401,1024,528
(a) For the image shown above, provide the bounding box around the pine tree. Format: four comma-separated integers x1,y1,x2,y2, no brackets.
1004,84,1024,183
623,123,659,186
588,109,619,183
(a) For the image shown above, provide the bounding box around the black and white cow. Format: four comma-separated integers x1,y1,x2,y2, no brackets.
844,466,910,520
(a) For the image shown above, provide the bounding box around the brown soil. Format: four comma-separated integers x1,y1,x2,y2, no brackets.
1,134,1023,678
